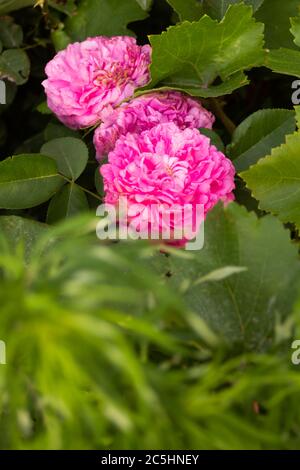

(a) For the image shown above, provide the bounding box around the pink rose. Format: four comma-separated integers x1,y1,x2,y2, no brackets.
42,36,151,129
94,91,215,160
100,123,235,246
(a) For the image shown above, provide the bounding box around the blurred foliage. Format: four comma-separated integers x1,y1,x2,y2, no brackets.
0,212,300,449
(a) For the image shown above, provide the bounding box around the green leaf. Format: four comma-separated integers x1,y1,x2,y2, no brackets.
135,0,152,11
48,0,76,15
0,17,23,48
240,130,300,230
194,266,248,285
264,5,300,77
0,0,34,15
199,128,225,152
145,4,264,97
0,215,48,258
228,109,296,172
0,48,30,85
47,183,89,224
41,137,89,181
291,16,300,48
153,203,300,350
203,0,264,21
295,105,300,127
266,48,300,78
66,0,148,41
140,72,250,98
255,0,300,50
36,101,51,115
95,168,103,197
43,122,78,142
0,154,63,209
14,132,45,155
51,29,71,52
166,0,203,21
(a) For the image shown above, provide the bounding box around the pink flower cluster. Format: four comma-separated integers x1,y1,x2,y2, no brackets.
43,36,235,245
94,91,215,160
43,36,151,129
101,123,235,242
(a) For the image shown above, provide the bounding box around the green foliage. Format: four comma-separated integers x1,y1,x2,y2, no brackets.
0,154,63,209
66,0,149,41
41,138,89,181
228,109,296,172
47,183,89,223
0,16,23,48
291,15,300,48
48,0,76,15
266,48,300,78
51,29,72,52
0,16,30,85
145,4,264,97
203,0,264,21
39,137,91,221
241,128,300,230
0,48,30,84
255,0,300,50
0,214,299,449
199,127,225,152
135,0,152,11
263,4,300,77
0,215,48,258
36,101,51,115
43,121,78,141
153,203,300,351
0,0,34,14
166,0,203,21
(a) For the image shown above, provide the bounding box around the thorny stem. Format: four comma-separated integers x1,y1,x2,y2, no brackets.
209,97,236,136
62,177,102,202
79,185,102,202
82,123,100,140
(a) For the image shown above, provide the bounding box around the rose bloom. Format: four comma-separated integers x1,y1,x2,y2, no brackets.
100,123,235,246
94,91,215,160
42,36,151,129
